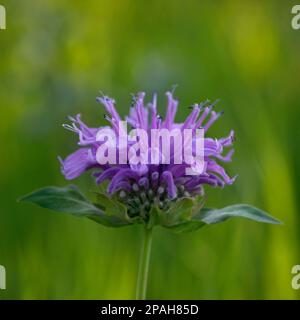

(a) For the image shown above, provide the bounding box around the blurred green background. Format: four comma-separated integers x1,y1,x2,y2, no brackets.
1,0,300,299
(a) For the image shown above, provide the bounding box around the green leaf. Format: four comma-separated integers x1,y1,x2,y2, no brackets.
163,219,206,233
95,193,130,220
162,202,282,234
165,197,195,224
195,204,282,225
162,197,206,233
146,197,195,230
19,185,131,227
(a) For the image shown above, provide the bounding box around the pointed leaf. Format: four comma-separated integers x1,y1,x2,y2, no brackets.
195,204,282,225
163,203,282,233
19,185,130,227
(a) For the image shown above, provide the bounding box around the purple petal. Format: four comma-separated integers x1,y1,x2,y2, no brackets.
95,167,120,184
108,168,140,193
163,91,178,129
161,171,177,199
59,148,97,180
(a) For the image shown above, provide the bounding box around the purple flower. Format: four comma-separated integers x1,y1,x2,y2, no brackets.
60,91,236,217
19,89,281,302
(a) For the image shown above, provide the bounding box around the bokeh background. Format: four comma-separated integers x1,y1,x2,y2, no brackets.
1,0,300,299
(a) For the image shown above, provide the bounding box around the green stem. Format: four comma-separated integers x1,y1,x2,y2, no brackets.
136,226,153,300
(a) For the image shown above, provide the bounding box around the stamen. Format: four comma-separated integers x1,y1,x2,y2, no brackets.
62,124,78,133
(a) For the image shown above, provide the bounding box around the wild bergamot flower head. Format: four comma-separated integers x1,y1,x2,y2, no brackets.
20,89,281,299
59,91,236,221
